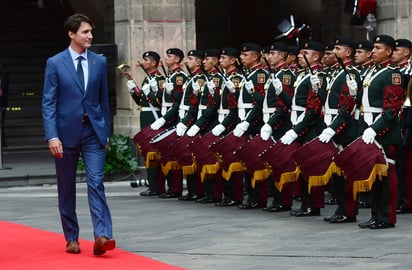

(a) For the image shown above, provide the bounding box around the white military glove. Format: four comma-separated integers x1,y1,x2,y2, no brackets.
225,79,235,93
141,84,150,96
233,121,250,137
186,125,200,137
148,77,158,92
244,80,254,94
150,117,166,130
362,127,376,144
280,129,298,145
260,123,272,141
310,73,320,93
318,127,336,143
212,124,226,136
176,122,188,137
192,80,200,96
346,74,358,97
165,79,174,94
127,80,137,93
271,74,283,95
207,81,215,95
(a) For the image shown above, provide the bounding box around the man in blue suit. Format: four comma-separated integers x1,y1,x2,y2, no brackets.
42,14,115,255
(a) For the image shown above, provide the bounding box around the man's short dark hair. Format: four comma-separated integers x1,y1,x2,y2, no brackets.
64,14,94,38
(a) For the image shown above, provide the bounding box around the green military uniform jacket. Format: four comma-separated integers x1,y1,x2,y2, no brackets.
291,64,327,143
180,68,206,128
359,60,404,145
325,61,361,145
264,63,296,140
130,71,164,129
161,67,188,128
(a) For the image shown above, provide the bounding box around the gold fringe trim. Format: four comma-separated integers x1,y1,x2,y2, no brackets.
251,169,270,188
200,163,221,182
182,163,196,176
222,162,246,181
274,167,300,192
145,151,159,168
308,162,341,193
352,164,388,198
161,161,181,176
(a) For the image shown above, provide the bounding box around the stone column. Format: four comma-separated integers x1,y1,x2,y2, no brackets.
113,0,196,136
377,0,412,38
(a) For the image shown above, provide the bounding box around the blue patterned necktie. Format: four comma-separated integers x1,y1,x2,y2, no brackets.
77,56,85,90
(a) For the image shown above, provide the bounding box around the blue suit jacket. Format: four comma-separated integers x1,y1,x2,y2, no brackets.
42,48,111,148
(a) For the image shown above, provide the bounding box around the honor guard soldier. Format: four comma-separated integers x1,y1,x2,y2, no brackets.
259,42,296,212
279,41,327,217
128,51,165,196
232,42,270,209
186,48,223,203
151,48,189,199
286,45,300,74
391,39,412,213
318,37,362,223
176,49,206,201
357,35,404,229
212,47,245,207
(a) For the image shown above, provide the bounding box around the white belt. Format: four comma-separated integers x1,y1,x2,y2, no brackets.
141,107,160,112
219,109,229,114
218,109,229,123
238,103,253,109
199,105,207,110
163,102,173,107
362,106,382,113
324,108,338,126
179,105,190,111
291,105,305,112
262,108,275,114
362,106,382,126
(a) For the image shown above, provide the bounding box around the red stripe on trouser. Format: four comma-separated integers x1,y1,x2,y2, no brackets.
282,183,293,208
233,172,244,202
404,149,412,208
157,169,166,194
345,180,357,218
388,145,398,224
172,170,183,194
214,171,223,201
195,173,204,196
312,186,324,209
258,180,268,207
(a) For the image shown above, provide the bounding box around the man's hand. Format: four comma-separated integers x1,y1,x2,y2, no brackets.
206,81,215,95
48,139,63,159
310,73,320,93
127,80,137,93
362,127,376,144
260,123,272,141
192,81,200,96
233,121,250,137
212,124,226,136
150,117,166,130
148,77,158,92
141,84,150,96
346,74,358,97
271,74,283,95
186,125,200,137
280,129,298,145
318,127,335,143
176,122,188,136
244,80,254,94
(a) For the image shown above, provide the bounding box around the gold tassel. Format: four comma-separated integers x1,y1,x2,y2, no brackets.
308,162,340,193
222,162,245,181
274,167,300,192
182,163,196,176
161,161,181,175
352,163,388,198
200,163,220,181
251,169,270,188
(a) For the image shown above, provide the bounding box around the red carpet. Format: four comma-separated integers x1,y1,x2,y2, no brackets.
0,220,185,270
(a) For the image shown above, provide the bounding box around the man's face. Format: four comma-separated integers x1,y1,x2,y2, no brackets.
322,51,337,67
391,47,410,64
202,56,218,72
298,49,318,68
185,56,201,71
372,43,393,64
268,50,283,67
142,57,156,71
219,55,234,69
165,53,180,68
240,51,258,68
354,49,372,65
69,22,93,52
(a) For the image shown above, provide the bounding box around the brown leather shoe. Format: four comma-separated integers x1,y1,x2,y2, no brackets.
66,240,81,254
93,236,116,256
